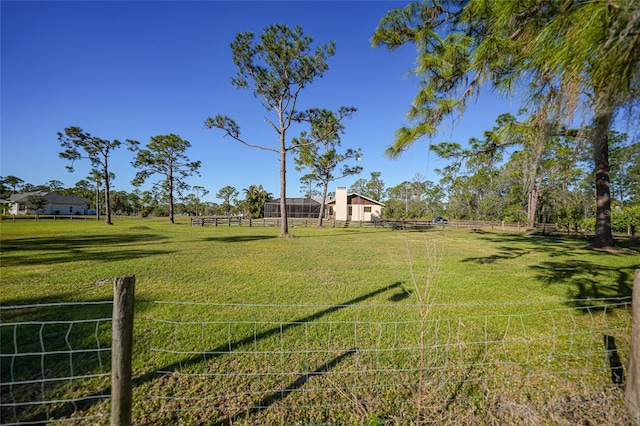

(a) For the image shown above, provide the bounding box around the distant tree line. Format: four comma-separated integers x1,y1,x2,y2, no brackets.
0,175,273,219
344,116,639,235
3,6,639,240
2,109,638,234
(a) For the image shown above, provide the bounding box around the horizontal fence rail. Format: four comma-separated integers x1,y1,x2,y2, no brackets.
189,217,380,228
188,217,561,233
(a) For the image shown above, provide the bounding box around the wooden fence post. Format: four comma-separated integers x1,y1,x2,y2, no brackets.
112,275,135,426
626,269,640,424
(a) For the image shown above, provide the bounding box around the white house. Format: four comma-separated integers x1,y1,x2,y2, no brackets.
327,186,384,222
4,191,91,215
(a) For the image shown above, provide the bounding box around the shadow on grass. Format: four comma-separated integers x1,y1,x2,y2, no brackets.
40,281,404,422
0,291,158,424
222,348,358,425
388,282,412,302
461,232,579,263
1,233,173,266
460,232,636,311
440,345,488,416
146,281,404,376
461,247,531,264
531,260,634,309
203,235,277,243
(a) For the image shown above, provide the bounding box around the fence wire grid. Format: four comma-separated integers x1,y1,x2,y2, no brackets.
0,301,113,425
0,298,633,425
145,298,632,425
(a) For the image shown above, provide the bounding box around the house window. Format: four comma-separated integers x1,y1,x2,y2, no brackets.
18,204,26,211
69,206,73,213
364,206,372,213
348,206,352,215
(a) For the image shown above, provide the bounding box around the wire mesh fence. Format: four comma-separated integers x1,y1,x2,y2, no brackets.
0,301,113,425
0,295,635,425
144,298,633,425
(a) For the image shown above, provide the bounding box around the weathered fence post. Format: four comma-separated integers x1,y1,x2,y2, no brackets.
626,269,640,424
112,275,135,426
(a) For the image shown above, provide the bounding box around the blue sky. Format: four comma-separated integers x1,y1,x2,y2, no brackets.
1,0,521,203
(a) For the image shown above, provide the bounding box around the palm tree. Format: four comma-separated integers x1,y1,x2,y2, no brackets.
243,185,272,219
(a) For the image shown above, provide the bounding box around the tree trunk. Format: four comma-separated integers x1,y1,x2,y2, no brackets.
592,96,614,248
527,187,539,228
279,134,289,236
168,175,175,224
317,179,329,228
104,164,112,225
96,185,100,222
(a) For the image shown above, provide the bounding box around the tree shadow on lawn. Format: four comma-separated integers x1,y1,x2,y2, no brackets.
202,235,277,243
41,281,404,422
221,348,358,426
531,260,634,309
1,233,173,267
462,232,581,263
460,232,637,311
461,247,532,264
0,291,156,424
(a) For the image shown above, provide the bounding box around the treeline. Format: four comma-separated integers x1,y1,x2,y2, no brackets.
348,115,639,235
0,177,273,219
2,112,638,234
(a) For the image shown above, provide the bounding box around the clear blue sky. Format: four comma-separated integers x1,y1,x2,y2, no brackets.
1,0,521,203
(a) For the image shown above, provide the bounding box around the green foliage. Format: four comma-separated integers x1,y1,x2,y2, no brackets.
205,24,340,236
349,172,385,201
292,107,360,226
132,134,201,224
383,176,445,220
24,194,48,217
613,204,640,234
243,184,271,219
58,126,136,225
610,137,640,204
1,175,24,195
216,185,239,216
373,0,640,247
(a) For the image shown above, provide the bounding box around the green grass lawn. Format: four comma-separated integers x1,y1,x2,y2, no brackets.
1,217,638,424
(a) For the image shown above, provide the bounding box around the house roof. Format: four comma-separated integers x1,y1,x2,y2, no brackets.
326,193,385,206
6,191,91,205
265,197,322,206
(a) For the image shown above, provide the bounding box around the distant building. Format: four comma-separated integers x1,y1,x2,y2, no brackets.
326,186,384,221
263,187,384,221
263,197,325,219
3,191,91,215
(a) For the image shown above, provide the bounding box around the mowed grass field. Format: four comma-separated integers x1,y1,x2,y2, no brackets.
1,217,639,424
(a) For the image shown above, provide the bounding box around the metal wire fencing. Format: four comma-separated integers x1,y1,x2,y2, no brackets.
144,298,633,425
1,292,636,425
0,301,113,425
